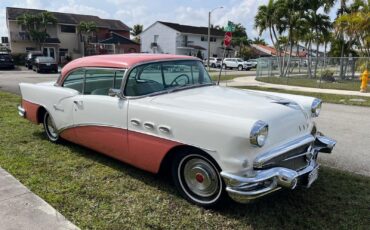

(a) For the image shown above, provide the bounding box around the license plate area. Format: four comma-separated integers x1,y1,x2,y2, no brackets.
306,166,319,188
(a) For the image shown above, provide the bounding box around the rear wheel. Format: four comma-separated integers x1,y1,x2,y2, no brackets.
172,150,225,207
222,64,226,70
211,63,216,68
43,111,59,142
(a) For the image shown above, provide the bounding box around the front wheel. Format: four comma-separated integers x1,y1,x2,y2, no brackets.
172,151,225,207
43,111,60,142
238,65,243,71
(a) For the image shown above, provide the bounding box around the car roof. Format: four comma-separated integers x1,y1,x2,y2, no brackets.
58,54,200,84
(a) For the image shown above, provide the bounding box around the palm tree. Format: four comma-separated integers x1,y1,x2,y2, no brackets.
77,21,97,56
252,37,267,45
17,12,57,49
131,24,143,43
255,0,285,75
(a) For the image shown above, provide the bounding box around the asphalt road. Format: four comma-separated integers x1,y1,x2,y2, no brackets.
0,69,369,176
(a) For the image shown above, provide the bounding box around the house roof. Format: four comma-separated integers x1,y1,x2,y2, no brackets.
6,7,130,31
58,54,200,84
158,21,225,36
99,32,139,45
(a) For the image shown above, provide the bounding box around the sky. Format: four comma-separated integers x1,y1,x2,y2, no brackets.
0,0,340,45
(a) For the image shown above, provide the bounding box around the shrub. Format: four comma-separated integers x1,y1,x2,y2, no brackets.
11,53,27,65
320,69,335,82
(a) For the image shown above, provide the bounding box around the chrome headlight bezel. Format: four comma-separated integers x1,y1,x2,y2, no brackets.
311,99,322,117
250,120,269,147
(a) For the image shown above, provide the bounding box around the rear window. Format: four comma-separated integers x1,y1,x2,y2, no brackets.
36,57,55,62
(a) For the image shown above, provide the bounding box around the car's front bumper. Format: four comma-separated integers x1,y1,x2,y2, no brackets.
221,133,336,203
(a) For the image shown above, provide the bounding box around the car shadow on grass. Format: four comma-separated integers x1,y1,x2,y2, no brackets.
31,130,370,229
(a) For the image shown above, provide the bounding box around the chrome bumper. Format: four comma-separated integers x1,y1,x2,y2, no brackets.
221,134,336,203
17,105,26,117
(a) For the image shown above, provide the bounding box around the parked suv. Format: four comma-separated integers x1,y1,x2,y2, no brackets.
204,57,222,68
247,59,258,68
0,52,15,69
223,58,252,71
25,51,43,69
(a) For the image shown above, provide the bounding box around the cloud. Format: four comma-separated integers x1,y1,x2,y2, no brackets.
56,0,110,18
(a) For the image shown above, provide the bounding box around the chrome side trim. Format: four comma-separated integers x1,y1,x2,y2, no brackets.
254,134,315,168
17,105,26,117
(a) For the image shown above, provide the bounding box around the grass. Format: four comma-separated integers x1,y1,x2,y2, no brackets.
209,74,242,82
257,77,361,91
237,86,370,107
0,90,369,229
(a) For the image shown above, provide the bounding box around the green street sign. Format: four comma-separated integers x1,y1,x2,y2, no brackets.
225,21,236,32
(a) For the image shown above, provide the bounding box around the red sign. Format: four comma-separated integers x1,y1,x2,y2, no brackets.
224,32,232,47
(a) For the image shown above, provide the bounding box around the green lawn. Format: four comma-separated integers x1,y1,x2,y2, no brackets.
0,90,369,229
237,86,370,107
257,77,361,91
209,74,241,82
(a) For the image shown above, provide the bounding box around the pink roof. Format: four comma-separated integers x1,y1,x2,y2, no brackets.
59,54,199,84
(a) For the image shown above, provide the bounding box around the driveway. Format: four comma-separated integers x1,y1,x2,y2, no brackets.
0,68,58,94
0,69,369,176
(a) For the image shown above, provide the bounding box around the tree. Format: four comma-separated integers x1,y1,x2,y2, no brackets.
131,24,143,43
252,37,267,45
77,21,97,56
335,0,369,57
17,12,57,49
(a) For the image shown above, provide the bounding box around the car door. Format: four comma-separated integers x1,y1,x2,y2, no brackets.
71,68,130,162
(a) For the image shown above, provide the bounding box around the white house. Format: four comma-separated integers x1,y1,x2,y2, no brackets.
140,21,229,59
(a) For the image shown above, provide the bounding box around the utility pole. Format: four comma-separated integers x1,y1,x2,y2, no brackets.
207,6,223,71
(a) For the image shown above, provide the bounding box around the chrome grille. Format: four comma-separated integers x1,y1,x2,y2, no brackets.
255,144,311,171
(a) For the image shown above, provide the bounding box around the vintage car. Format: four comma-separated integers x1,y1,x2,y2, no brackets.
18,54,336,207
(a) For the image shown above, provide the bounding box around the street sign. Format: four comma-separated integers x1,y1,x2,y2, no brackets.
224,32,232,47
225,21,236,32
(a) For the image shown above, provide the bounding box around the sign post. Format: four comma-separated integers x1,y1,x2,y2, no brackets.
217,31,233,85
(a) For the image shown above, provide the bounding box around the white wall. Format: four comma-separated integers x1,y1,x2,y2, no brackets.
56,24,81,58
140,22,177,54
180,34,223,58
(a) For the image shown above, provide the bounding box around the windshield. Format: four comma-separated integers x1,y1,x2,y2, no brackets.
36,57,55,63
125,60,212,97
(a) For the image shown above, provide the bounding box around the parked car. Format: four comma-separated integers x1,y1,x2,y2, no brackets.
18,54,336,207
32,56,58,73
0,52,15,69
223,58,252,71
247,59,258,68
25,51,43,69
204,57,222,68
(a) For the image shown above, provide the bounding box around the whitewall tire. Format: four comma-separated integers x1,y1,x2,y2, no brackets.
43,111,59,142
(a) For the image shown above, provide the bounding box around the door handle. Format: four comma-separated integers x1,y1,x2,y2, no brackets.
130,119,141,126
73,100,83,106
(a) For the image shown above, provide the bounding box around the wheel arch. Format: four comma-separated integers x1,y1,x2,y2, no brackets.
158,144,221,175
36,106,47,124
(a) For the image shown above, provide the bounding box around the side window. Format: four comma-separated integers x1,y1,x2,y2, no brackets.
84,69,124,95
125,63,164,97
63,69,85,93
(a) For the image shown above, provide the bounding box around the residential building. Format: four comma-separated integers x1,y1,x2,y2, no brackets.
6,7,140,63
251,44,323,58
140,21,232,59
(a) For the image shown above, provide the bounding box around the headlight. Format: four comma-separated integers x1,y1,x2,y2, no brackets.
311,99,322,117
250,120,269,147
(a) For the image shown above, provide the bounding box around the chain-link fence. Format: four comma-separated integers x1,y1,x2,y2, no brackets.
256,57,369,91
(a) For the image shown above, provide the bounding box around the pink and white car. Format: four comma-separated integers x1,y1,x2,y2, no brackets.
18,54,336,207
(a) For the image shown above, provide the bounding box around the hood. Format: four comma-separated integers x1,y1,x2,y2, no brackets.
149,86,312,146
150,86,308,121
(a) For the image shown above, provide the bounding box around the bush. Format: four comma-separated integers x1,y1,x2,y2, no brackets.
320,69,335,82
11,53,27,66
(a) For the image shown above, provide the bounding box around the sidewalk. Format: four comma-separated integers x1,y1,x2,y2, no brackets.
220,76,370,97
0,167,79,230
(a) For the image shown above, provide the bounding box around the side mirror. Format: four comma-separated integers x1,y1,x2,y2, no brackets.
108,88,124,99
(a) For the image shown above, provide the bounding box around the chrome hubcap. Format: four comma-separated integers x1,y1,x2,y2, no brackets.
183,158,219,197
47,115,57,138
